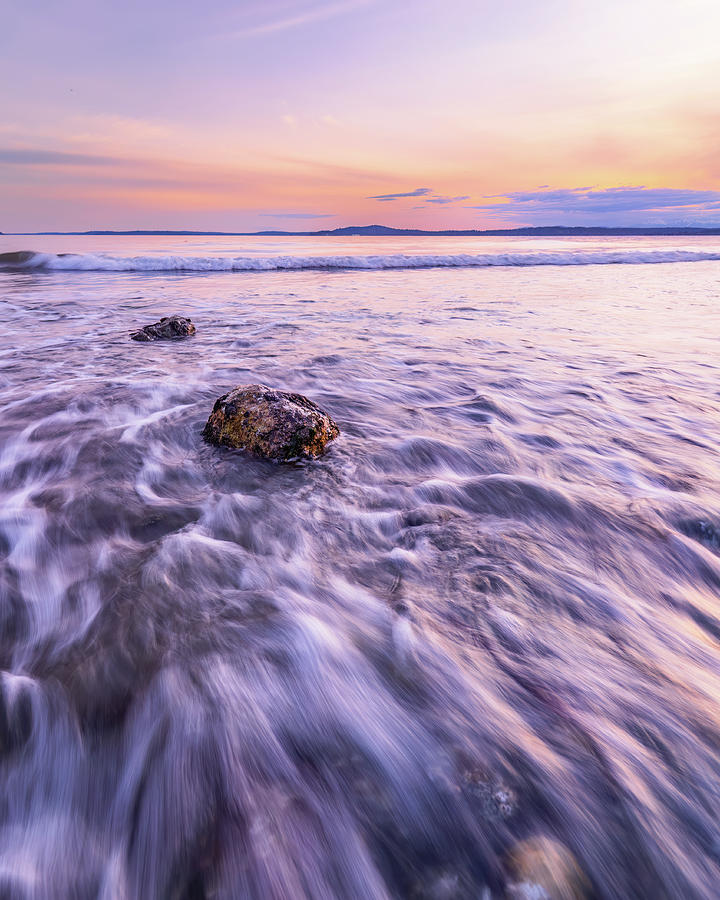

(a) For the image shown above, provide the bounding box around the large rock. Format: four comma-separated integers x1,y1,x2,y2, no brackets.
202,384,339,461
130,315,196,342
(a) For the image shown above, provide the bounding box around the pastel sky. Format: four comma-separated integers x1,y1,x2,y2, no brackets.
2,0,720,231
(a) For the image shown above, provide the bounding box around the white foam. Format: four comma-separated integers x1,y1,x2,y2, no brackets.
5,248,720,272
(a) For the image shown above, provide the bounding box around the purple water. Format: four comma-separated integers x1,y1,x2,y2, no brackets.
1,235,720,898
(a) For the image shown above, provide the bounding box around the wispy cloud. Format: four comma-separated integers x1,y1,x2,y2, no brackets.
228,0,377,39
424,194,470,204
258,212,335,218
0,148,120,166
367,187,471,205
469,186,720,224
367,187,432,201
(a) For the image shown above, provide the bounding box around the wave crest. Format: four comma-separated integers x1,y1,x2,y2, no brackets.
1,248,720,272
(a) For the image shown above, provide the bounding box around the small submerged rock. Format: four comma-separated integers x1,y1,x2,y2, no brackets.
462,769,517,821
202,384,339,461
130,315,196,342
505,836,589,900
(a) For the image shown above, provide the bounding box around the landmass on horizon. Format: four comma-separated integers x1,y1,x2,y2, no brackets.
5,225,720,237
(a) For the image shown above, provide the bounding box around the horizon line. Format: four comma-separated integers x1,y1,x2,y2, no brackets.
4,223,720,237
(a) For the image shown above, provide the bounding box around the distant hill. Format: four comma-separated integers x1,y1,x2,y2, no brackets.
312,225,720,237
9,225,720,237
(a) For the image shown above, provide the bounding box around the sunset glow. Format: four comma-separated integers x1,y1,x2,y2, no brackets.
2,0,720,231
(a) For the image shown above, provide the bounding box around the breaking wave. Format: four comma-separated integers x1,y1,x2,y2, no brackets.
2,247,720,272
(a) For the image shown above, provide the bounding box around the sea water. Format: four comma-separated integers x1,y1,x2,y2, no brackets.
1,234,720,898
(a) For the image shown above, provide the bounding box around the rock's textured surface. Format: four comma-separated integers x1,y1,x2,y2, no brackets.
202,384,339,460
130,316,196,342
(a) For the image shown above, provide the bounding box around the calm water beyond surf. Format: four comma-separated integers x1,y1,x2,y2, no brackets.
2,234,720,898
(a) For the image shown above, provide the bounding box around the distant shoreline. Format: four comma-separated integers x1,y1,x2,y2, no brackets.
3,225,720,237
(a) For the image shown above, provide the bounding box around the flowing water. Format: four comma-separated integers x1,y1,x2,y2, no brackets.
1,235,720,898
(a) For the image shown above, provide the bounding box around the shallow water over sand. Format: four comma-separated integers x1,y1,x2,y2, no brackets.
2,239,720,898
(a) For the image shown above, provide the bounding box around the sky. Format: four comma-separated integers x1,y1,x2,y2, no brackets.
2,0,720,231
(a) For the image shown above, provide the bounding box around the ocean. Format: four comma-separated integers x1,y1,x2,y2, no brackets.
2,234,720,898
